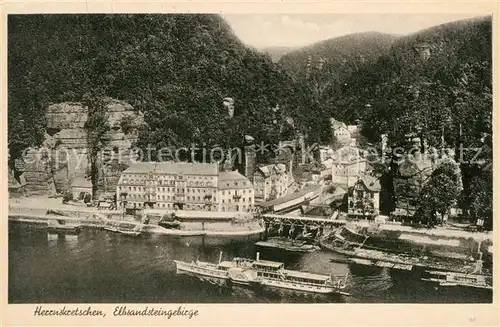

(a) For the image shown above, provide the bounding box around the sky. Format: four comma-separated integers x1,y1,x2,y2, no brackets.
222,14,484,49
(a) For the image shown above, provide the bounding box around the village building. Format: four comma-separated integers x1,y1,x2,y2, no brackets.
348,175,381,218
253,164,290,202
330,118,352,146
218,171,255,212
331,146,367,187
70,176,93,200
116,162,254,213
318,145,334,163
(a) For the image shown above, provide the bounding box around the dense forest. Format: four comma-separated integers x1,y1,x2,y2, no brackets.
281,16,492,227
339,16,492,228
8,14,492,228
8,14,326,169
277,32,398,144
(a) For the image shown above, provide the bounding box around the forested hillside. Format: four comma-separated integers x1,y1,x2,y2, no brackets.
261,46,296,62
333,16,492,227
8,14,323,167
276,32,398,140
336,16,492,144
279,31,398,79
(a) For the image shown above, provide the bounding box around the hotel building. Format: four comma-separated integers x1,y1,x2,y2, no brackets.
116,162,254,212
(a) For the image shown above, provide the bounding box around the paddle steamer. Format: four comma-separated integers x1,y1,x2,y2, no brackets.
174,252,349,295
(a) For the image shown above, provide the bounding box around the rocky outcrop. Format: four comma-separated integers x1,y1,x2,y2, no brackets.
19,98,144,196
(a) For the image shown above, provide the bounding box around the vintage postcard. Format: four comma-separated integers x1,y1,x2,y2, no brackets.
1,1,499,326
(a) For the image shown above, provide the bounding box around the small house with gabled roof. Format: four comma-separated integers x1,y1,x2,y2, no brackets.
347,175,381,218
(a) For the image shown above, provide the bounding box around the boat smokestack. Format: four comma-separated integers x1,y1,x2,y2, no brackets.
219,251,223,264
256,252,260,261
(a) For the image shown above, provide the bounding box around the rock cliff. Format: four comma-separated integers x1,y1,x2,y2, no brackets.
18,98,144,196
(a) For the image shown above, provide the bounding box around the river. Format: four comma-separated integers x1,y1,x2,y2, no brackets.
8,223,492,304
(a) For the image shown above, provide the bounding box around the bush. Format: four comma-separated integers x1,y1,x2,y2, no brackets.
327,185,337,194
62,192,73,204
83,193,92,203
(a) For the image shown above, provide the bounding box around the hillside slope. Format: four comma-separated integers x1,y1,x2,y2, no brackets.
335,15,492,228
260,46,296,62
278,32,399,79
8,14,321,169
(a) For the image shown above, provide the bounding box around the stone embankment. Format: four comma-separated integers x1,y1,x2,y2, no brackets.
9,199,265,237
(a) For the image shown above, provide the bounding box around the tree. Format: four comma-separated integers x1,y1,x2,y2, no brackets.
355,196,374,219
83,193,92,204
417,162,461,226
468,167,492,230
8,14,320,170
62,192,73,204
84,95,110,200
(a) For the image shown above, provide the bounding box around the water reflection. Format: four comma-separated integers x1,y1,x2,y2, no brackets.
8,224,492,304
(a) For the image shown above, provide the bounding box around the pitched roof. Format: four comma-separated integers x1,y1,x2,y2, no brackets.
358,175,381,192
122,162,157,174
123,162,218,175
218,171,252,189
347,125,358,133
256,164,287,177
322,159,334,169
218,171,248,182
330,118,347,130
260,185,321,208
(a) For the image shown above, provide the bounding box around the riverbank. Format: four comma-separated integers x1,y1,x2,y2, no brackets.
9,212,265,237
8,197,265,238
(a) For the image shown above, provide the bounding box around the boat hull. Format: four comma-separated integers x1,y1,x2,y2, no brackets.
47,226,81,235
256,241,319,253
174,260,229,280
260,278,343,295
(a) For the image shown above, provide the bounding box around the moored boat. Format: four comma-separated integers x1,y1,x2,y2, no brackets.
173,252,350,295
47,221,81,235
421,270,493,290
256,237,320,253
118,230,142,237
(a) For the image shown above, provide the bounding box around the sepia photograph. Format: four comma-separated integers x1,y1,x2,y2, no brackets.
6,10,494,311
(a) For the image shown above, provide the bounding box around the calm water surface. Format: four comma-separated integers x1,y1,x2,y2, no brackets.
8,224,492,303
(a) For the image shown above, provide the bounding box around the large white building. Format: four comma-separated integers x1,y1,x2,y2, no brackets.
116,162,254,212
218,171,254,212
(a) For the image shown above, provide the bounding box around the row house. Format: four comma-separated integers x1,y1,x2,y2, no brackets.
330,118,352,146
331,145,367,187
218,171,254,212
116,162,219,211
253,164,290,202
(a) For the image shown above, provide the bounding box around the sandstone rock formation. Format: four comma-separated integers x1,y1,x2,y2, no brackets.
18,98,144,196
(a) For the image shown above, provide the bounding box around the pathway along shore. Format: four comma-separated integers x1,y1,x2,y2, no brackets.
8,210,265,237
